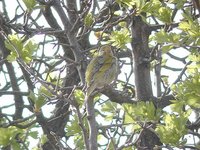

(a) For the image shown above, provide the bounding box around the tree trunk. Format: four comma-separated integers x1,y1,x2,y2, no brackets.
131,16,162,149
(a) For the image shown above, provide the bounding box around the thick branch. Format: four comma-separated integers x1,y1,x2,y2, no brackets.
0,16,24,119
52,0,85,85
131,16,162,149
85,96,98,150
102,87,136,104
131,16,153,101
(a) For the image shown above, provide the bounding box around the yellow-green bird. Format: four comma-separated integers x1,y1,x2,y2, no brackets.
85,45,118,98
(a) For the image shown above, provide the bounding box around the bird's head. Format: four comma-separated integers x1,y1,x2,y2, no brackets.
98,45,113,56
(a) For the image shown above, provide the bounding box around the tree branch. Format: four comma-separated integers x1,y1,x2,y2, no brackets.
102,87,136,104
0,23,24,120
85,96,98,150
162,61,192,97
52,0,86,85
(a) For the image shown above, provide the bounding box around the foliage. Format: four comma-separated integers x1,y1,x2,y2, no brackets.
0,0,200,150
66,115,86,149
0,126,37,150
153,29,181,53
29,86,51,113
0,127,22,149
155,112,190,146
123,102,161,123
84,13,94,27
22,0,36,10
171,71,200,110
73,89,85,106
5,34,37,63
109,28,131,49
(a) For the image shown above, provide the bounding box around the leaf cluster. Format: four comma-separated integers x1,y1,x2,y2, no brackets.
5,34,37,63
156,112,190,146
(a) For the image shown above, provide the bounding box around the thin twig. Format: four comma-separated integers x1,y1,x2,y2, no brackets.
161,61,192,97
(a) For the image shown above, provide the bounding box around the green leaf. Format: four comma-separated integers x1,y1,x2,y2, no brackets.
22,40,37,63
179,21,190,30
5,34,37,63
188,54,200,63
40,134,48,145
39,86,53,98
156,7,172,23
186,94,200,108
153,29,169,43
7,53,17,62
124,110,135,124
142,0,162,13
29,91,37,103
84,13,94,27
65,115,87,149
29,131,39,139
31,86,53,112
115,0,135,8
118,22,127,27
153,29,180,46
5,34,23,62
101,101,117,112
123,101,161,123
161,44,174,53
23,0,36,10
172,71,200,109
179,20,200,38
107,140,116,150
101,101,118,121
169,0,187,9
5,34,23,50
45,73,62,86
123,147,134,150
0,127,23,147
11,141,21,150
34,96,46,113
156,111,190,146
65,116,83,137
32,147,41,150
74,134,85,149
74,89,85,106
133,0,146,13
170,100,185,114
109,28,131,49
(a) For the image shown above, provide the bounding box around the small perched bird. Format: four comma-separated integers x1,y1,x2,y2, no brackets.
85,45,118,98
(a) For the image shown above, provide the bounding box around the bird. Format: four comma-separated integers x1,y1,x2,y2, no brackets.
85,45,118,98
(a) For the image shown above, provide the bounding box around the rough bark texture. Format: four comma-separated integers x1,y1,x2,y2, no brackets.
131,16,162,149
131,16,153,101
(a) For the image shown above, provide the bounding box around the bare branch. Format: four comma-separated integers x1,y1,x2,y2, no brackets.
85,95,98,150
